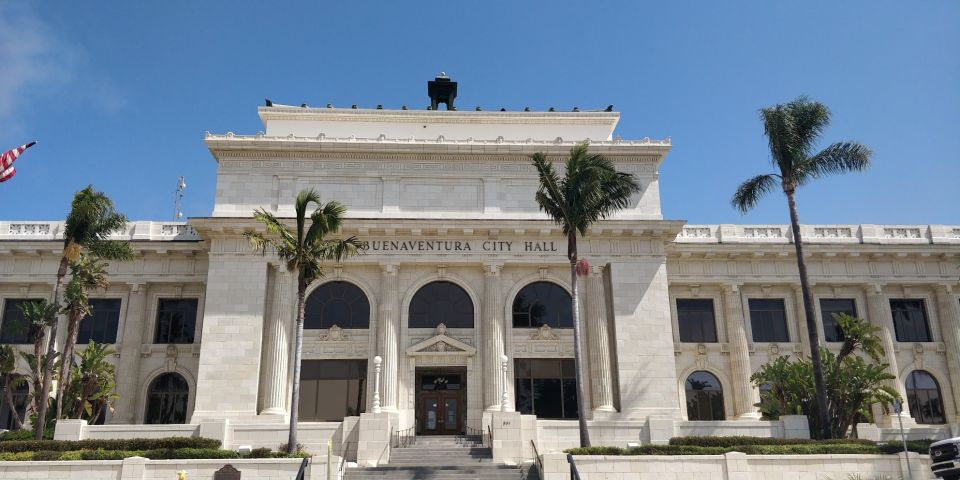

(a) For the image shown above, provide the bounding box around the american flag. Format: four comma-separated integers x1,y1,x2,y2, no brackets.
0,141,37,183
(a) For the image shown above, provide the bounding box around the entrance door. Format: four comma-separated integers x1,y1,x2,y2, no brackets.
416,369,465,435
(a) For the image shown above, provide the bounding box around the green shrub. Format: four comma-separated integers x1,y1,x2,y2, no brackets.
567,442,901,456
0,437,220,453
736,444,880,455
78,449,138,460
31,451,63,461
140,448,239,460
0,429,53,442
668,436,875,447
0,451,37,461
248,447,273,458
878,440,935,455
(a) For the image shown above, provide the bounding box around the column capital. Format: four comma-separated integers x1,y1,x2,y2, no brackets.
863,283,886,296
379,263,399,276
128,282,147,294
589,264,605,277
483,263,502,276
934,283,955,295
721,283,742,294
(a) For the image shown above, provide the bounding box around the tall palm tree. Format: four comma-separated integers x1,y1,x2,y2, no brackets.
55,255,110,419
37,185,131,439
19,299,58,425
0,345,25,430
732,96,871,439
245,189,362,454
531,143,641,447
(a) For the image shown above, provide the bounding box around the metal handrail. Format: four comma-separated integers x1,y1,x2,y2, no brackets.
337,440,354,477
458,425,484,446
392,425,416,448
567,453,583,480
530,440,544,479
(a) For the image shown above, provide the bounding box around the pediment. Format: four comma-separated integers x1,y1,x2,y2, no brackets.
406,334,476,356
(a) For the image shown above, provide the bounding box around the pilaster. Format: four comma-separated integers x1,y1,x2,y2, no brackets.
934,284,960,417
112,283,147,424
586,265,615,414
864,283,912,425
722,283,760,420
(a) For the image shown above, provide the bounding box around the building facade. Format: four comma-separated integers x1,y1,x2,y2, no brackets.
1,89,959,441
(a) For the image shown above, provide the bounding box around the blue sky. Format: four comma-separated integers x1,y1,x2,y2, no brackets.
1,1,957,224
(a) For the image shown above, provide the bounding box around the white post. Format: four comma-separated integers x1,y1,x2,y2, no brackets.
372,355,383,414
500,354,510,412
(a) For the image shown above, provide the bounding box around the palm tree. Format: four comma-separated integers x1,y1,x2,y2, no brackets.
732,96,871,439
0,345,26,430
37,185,131,439
64,341,118,422
19,300,58,425
244,188,362,454
531,143,641,447
55,255,109,419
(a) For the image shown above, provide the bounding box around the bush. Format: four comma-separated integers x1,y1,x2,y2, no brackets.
0,429,54,441
566,441,911,456
668,436,876,447
0,437,220,453
878,440,935,455
247,447,273,458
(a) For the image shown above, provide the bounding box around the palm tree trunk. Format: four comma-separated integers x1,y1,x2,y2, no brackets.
31,328,45,420
568,233,591,447
287,271,307,455
55,311,82,420
3,379,24,429
785,190,831,439
36,255,69,440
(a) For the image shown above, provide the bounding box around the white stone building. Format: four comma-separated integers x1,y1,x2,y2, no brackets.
1,80,958,453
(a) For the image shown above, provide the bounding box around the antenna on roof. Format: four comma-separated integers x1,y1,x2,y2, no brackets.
174,176,187,221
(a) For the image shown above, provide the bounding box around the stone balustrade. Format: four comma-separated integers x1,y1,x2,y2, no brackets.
676,224,960,245
0,221,201,241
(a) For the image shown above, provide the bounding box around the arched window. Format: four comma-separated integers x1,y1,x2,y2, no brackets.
145,373,189,424
905,370,946,424
685,371,725,421
409,281,474,328
305,281,370,329
512,282,572,328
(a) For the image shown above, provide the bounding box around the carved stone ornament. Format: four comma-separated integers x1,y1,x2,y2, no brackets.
435,323,448,336
530,324,559,341
423,341,464,353
164,344,179,372
768,343,780,355
320,325,350,342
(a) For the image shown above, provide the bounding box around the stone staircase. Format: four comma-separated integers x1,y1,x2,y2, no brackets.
345,435,536,480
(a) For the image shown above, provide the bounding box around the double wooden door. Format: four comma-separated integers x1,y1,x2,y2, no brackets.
418,392,461,435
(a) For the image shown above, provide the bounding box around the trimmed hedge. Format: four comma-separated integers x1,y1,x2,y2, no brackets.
0,437,220,454
668,436,875,447
0,429,54,441
0,448,238,462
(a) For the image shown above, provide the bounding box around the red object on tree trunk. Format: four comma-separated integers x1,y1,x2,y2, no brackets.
576,259,590,276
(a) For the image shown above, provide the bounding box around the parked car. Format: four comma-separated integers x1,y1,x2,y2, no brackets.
930,437,960,480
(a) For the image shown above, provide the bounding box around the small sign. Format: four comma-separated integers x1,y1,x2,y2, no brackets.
214,465,241,480
893,400,903,414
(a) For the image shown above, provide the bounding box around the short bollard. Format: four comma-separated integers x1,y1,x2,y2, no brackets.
177,471,186,480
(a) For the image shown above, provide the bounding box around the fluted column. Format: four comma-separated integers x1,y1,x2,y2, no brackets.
934,284,960,417
722,284,760,419
586,265,615,413
112,283,147,423
260,265,290,416
793,285,812,357
378,264,400,411
482,263,506,410
864,284,910,421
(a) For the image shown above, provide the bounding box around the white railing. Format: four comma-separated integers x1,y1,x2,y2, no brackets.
0,221,201,241
676,224,960,245
204,131,672,147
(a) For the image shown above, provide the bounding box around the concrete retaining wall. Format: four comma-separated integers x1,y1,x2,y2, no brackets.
0,457,328,480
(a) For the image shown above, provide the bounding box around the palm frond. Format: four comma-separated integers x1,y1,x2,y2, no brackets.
294,189,322,246
795,141,872,184
731,174,779,214
305,201,347,244
787,97,830,160
760,105,797,173
87,240,134,261
531,152,573,235
252,209,297,246
63,185,129,249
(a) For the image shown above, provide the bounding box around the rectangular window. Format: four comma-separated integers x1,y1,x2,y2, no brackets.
676,299,718,343
154,299,198,344
514,358,578,419
748,298,789,343
0,299,42,344
77,299,121,344
890,299,931,342
298,360,367,421
819,298,857,343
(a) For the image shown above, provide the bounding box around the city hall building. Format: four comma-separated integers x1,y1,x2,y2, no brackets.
1,78,959,452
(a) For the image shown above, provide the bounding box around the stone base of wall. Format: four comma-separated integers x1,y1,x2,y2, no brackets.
0,457,328,480
540,452,932,480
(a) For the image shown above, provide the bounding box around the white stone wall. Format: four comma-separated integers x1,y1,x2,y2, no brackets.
0,457,328,480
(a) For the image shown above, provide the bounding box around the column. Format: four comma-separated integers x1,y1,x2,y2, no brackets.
793,285,812,357
259,264,290,417
586,265,615,413
112,283,147,423
377,264,400,411
722,284,760,419
864,284,911,422
934,284,960,417
482,263,506,411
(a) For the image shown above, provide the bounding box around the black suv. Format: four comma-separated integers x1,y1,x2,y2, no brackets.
931,437,960,479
